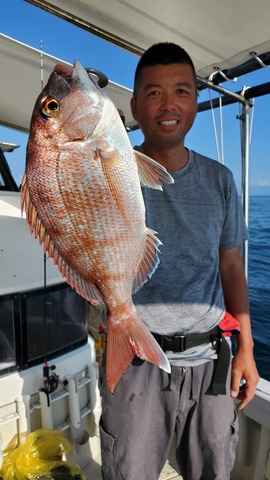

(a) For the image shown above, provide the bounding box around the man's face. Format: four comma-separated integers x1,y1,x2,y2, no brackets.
131,63,198,149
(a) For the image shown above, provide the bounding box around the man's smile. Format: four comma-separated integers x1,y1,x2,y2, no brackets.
159,120,179,126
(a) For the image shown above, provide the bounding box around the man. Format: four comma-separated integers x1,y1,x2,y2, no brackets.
99,42,259,480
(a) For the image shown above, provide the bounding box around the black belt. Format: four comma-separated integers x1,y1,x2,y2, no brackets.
152,326,231,395
152,326,220,352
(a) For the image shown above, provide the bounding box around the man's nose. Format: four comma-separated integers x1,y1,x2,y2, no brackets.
160,92,177,110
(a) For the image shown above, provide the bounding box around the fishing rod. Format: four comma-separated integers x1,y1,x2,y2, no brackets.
39,38,67,404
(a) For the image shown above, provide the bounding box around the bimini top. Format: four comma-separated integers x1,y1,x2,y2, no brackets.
25,0,270,78
2,0,270,134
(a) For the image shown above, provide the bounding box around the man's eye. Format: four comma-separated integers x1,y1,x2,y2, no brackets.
147,90,160,96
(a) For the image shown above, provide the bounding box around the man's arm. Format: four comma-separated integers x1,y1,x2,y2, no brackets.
219,247,259,410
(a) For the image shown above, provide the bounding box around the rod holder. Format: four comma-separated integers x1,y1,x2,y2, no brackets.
250,52,270,68
209,67,237,84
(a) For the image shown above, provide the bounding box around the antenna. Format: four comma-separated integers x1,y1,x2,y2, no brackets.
40,37,44,90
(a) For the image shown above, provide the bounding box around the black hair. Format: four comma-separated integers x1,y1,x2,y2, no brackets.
133,42,196,94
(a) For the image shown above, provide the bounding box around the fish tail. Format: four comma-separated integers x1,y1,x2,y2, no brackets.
106,314,171,393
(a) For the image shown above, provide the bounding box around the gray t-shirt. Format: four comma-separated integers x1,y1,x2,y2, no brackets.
134,148,248,366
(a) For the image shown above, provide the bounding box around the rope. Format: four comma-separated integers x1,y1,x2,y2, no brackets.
209,89,224,163
219,95,224,164
249,98,255,145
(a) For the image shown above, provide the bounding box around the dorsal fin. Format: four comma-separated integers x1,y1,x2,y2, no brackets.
21,174,103,305
134,150,174,190
132,228,162,294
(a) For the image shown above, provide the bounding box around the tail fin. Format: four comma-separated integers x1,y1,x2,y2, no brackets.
106,314,171,393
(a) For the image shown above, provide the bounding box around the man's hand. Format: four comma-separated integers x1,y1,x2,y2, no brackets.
219,247,260,410
230,349,259,410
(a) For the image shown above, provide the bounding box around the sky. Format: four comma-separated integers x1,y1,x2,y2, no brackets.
1,0,270,195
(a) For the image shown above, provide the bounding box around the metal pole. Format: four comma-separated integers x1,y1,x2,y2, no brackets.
240,102,250,280
198,77,253,106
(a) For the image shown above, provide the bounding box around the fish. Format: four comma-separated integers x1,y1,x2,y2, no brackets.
21,60,173,392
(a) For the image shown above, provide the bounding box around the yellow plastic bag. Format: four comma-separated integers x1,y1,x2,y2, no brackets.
0,429,85,479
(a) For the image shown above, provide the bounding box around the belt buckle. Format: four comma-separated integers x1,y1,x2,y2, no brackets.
179,335,186,352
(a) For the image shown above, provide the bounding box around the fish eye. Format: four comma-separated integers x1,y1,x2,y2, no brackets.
41,97,60,117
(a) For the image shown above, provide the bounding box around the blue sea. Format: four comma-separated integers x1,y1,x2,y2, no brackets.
248,196,270,381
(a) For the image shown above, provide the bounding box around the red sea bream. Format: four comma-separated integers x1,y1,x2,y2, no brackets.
21,60,173,392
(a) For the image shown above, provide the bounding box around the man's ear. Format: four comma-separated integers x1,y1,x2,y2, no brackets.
130,96,137,120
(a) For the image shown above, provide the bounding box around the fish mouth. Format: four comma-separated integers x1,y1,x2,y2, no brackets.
50,61,93,97
53,60,87,79
53,61,101,90
54,63,74,76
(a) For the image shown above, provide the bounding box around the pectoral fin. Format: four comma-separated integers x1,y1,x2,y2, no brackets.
132,228,161,293
134,150,174,190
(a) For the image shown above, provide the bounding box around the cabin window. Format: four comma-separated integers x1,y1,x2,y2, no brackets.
23,284,88,363
0,148,19,192
0,298,16,370
0,284,88,376
0,172,5,188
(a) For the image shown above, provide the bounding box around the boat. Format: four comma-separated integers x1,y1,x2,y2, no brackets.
1,1,270,478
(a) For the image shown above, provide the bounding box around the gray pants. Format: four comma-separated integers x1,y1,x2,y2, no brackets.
99,358,238,480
